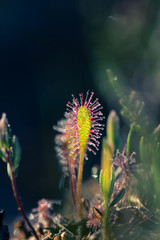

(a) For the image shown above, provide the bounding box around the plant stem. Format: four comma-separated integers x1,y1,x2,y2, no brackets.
102,199,110,240
7,160,39,240
47,216,76,237
69,169,77,210
76,146,85,218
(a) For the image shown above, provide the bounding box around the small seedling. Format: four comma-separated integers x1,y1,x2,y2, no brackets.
0,113,39,240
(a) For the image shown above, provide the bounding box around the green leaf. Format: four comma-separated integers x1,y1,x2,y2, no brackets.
99,169,106,199
139,136,151,172
0,113,10,161
109,188,125,207
6,123,12,148
9,135,21,178
0,148,4,158
107,110,120,153
139,136,146,163
108,167,115,202
152,125,160,149
7,163,12,178
100,140,112,201
126,122,136,155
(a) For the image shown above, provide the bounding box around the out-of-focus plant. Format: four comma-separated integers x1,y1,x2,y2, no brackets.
106,69,147,134
107,69,160,214
0,113,39,240
100,110,125,240
139,125,160,210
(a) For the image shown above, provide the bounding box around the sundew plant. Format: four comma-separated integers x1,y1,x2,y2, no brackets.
1,73,160,240
65,92,105,217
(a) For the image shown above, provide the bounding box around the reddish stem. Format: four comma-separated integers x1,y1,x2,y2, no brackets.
77,147,85,218
7,158,39,240
69,169,77,210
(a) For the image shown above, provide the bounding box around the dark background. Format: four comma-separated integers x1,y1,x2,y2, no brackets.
1,0,160,226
